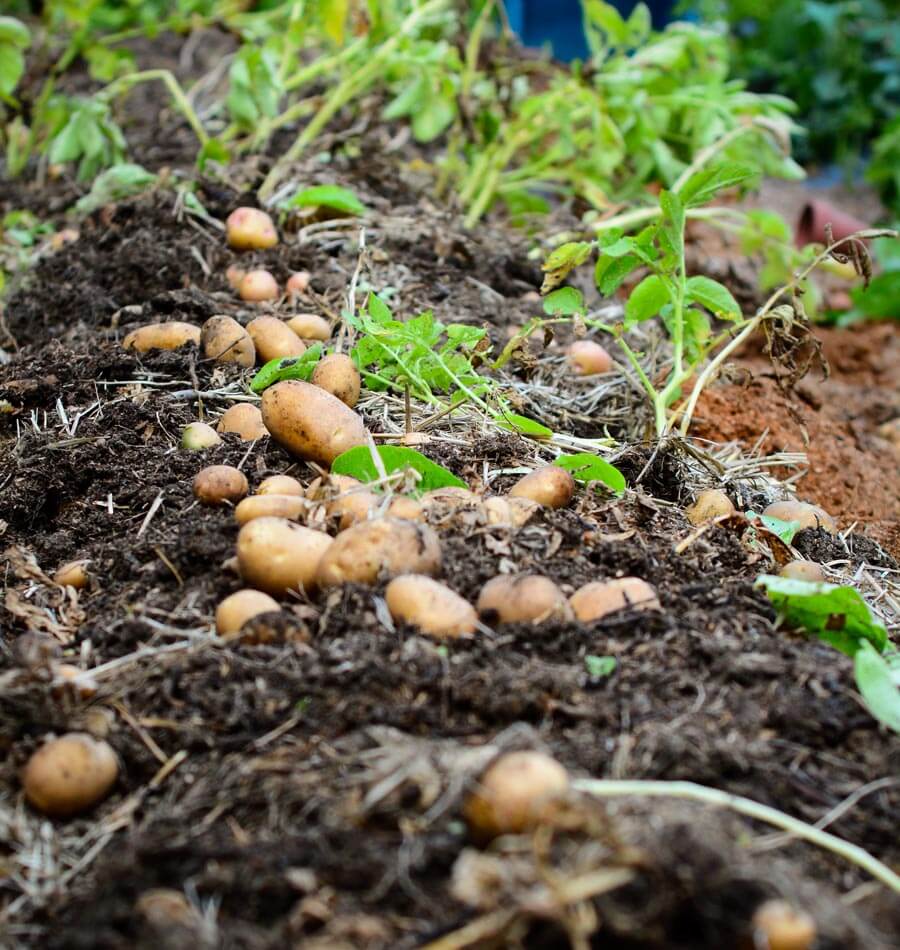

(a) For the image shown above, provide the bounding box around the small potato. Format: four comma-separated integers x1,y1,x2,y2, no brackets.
51,664,98,700
316,518,441,588
567,340,612,376
257,474,304,496
385,575,477,638
311,353,361,408
752,900,816,950
477,574,572,625
762,500,836,534
215,589,281,637
779,560,826,583
225,207,278,250
877,417,900,448
509,466,574,509
136,889,201,932
483,496,539,527
287,312,330,341
182,421,222,451
53,560,89,590
570,577,660,622
234,494,308,525
388,496,424,521
286,271,311,296
123,322,200,353
201,315,255,368
685,488,735,525
239,270,280,303
193,465,249,505
226,264,246,290
49,228,80,251
261,380,367,466
306,474,362,501
463,751,569,841
247,316,306,363
217,403,268,441
237,517,332,595
328,489,379,530
22,733,118,817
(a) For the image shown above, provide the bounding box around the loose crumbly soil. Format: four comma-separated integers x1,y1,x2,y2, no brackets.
1,55,899,950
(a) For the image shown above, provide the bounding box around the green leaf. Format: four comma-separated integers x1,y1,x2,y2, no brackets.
850,272,900,320
495,412,553,439
747,511,801,544
0,46,24,97
855,643,900,734
756,576,888,657
595,253,640,296
319,0,348,44
585,655,617,678
678,162,755,209
286,184,367,216
555,453,626,494
250,345,324,393
412,95,456,143
658,190,685,259
197,137,230,171
685,276,741,320
0,17,30,48
625,274,669,325
331,445,467,494
543,287,586,316
73,163,157,214
541,241,593,293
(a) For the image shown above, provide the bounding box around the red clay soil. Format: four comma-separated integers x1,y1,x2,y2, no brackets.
691,321,900,557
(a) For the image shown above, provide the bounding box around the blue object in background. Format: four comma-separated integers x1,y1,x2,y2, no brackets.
506,0,676,61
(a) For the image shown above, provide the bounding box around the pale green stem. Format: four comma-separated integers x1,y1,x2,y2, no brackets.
102,70,209,146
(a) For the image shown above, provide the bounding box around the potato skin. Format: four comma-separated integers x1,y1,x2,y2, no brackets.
23,733,118,817
261,380,368,465
217,403,268,441
477,574,572,625
779,560,826,582
123,322,200,353
482,496,539,527
247,316,306,363
286,271,311,295
256,474,304,496
215,589,281,637
385,575,477,638
570,577,660,622
328,489,378,530
567,340,612,376
311,353,361,408
225,207,278,250
286,313,330,340
237,517,332,595
463,751,569,841
53,560,90,589
193,465,249,505
201,315,255,368
234,494,308,525
763,500,836,534
509,466,575,509
240,270,280,302
685,489,735,525
182,421,222,450
316,518,441,588
752,900,817,950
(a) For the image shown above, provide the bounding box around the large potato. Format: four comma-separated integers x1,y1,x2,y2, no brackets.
201,315,255,368
247,316,306,363
237,517,332,595
123,322,200,353
234,494,309,525
762,500,836,534
193,465,249,505
311,353,361,408
316,518,441,588
23,733,118,817
225,207,278,250
287,313,331,341
509,466,574,509
215,589,280,637
217,403,268,441
385,575,477,638
570,577,660,622
477,574,572,625
261,379,367,465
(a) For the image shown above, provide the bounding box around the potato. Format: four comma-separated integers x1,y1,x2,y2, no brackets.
182,421,222,451
762,500,836,534
201,315,255,368
216,403,268,441
684,488,735,525
234,494,309,525
215,589,281,637
509,466,574,509
422,487,480,512
567,340,612,376
570,577,660,622
463,751,569,841
193,465,249,505
22,733,118,817
123,322,200,353
237,517,332,595
752,900,816,950
286,271,311,296
779,560,826,583
49,228,79,251
328,489,379,530
878,417,900,448
306,474,361,500
226,264,246,290
239,270,280,303
225,207,278,250
385,575,477,638
247,316,306,363
316,518,441,588
257,474,304,496
51,663,98,700
483,496,539,527
388,496,424,522
311,353,361,408
287,312,330,341
477,574,572,625
53,559,90,590
261,380,368,465
136,889,201,931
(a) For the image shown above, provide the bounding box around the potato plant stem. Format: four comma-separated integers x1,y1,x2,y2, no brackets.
573,778,900,893
101,70,209,147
